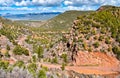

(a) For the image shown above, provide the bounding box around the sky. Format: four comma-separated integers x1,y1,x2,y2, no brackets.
0,0,120,14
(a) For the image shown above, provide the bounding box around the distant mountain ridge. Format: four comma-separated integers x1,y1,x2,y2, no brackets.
0,12,61,20
1,12,61,16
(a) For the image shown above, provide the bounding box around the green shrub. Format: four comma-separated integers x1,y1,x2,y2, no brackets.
61,63,65,71
0,61,9,69
41,66,48,71
62,36,67,42
25,38,32,44
116,34,120,43
82,42,87,50
93,42,99,48
32,55,37,63
105,37,111,44
38,69,46,78
12,40,18,45
94,36,98,40
91,30,96,35
100,49,105,52
108,47,112,52
101,28,106,34
0,52,3,58
5,51,10,58
61,54,67,63
52,57,58,64
27,63,37,76
92,23,100,28
99,36,104,41
14,61,24,68
85,35,90,40
111,31,117,38
78,39,83,42
13,45,29,56
34,45,43,58
48,58,51,62
6,45,10,50
88,47,92,52
50,76,54,78
112,46,120,59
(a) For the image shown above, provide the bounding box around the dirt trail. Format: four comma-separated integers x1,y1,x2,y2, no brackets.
39,52,120,75
40,63,120,75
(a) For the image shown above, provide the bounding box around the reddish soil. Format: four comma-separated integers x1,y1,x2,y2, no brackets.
74,52,119,67
40,63,120,75
40,52,120,75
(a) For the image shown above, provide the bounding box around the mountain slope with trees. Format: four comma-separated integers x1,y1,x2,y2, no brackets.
39,10,93,32
0,5,120,78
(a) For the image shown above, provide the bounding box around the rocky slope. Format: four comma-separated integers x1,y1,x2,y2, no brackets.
46,6,120,66
69,6,120,61
0,5,120,78
42,6,120,77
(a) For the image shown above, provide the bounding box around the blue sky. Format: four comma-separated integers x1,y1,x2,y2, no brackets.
0,0,120,14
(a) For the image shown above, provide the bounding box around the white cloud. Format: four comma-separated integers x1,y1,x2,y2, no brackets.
67,5,93,10
0,7,34,11
64,1,73,5
102,0,120,6
64,0,120,6
32,0,64,6
58,5,96,12
0,0,14,6
9,0,64,7
36,5,95,13
15,0,31,6
0,0,120,7
0,0,120,13
64,0,91,6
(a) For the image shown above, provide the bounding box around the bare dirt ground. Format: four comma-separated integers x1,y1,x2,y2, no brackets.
74,52,120,67
39,52,120,75
40,63,120,75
